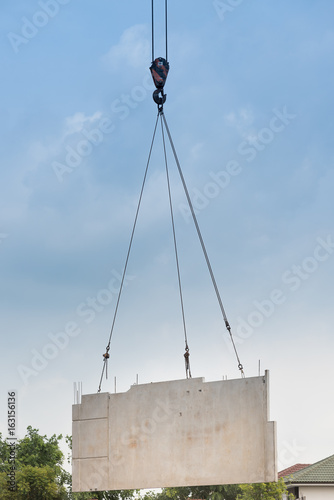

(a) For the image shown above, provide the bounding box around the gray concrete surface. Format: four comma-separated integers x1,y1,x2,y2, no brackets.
72,372,277,492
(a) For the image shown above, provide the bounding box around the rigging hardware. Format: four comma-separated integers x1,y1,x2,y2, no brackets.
150,0,169,111
98,0,245,392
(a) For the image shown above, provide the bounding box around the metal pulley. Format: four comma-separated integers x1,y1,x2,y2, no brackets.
150,57,169,109
150,57,169,89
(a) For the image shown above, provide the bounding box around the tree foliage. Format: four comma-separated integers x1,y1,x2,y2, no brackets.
236,479,294,500
0,427,68,500
157,485,242,500
16,426,64,469
68,489,136,500
15,465,68,500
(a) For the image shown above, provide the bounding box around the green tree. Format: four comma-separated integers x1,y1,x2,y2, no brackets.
0,435,10,474
154,485,241,500
16,426,64,469
0,471,12,500
68,489,136,500
15,465,68,500
236,479,294,500
0,427,69,500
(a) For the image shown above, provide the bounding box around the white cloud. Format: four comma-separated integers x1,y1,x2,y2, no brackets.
103,24,150,71
224,107,255,138
190,142,204,161
31,110,104,169
63,111,103,137
27,141,50,164
298,30,334,60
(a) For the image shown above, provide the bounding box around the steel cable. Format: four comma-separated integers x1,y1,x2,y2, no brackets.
98,113,160,392
161,111,245,377
160,114,191,378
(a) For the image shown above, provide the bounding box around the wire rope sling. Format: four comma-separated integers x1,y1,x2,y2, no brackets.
98,0,244,393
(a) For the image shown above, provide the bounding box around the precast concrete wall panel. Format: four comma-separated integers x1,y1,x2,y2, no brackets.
72,372,277,492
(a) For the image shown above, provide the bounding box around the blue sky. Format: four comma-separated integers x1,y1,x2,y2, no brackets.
1,0,334,477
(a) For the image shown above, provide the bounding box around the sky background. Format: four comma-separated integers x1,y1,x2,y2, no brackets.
1,0,334,478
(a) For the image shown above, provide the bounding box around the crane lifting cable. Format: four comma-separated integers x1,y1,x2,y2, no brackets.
98,115,160,393
160,114,192,379
98,0,244,393
150,0,169,109
160,111,244,378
